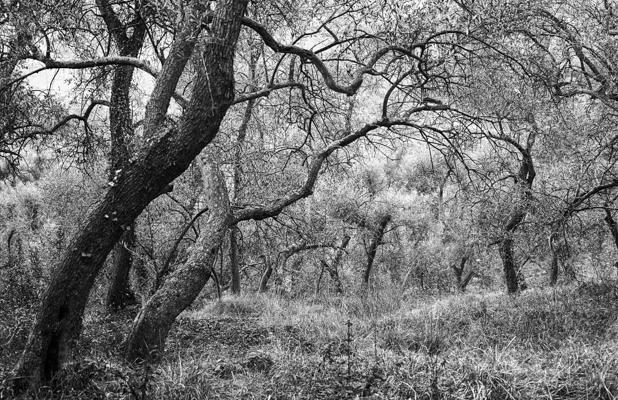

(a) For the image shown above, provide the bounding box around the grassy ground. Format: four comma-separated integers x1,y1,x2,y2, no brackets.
2,282,618,399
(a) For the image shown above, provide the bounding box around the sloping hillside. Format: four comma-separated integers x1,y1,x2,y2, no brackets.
4,282,618,399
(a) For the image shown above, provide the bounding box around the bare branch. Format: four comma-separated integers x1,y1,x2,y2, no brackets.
242,17,421,96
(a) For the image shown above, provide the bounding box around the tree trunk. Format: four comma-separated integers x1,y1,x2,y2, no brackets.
12,0,247,389
2,228,17,269
229,226,241,294
548,228,576,285
548,232,559,286
125,161,231,362
315,260,326,295
493,127,536,294
499,236,520,294
327,235,350,294
604,207,618,252
98,0,147,311
259,255,273,293
106,227,137,310
451,255,472,292
228,97,256,294
460,270,475,292
363,215,391,285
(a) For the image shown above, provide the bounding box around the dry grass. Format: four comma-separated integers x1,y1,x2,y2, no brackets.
3,282,618,399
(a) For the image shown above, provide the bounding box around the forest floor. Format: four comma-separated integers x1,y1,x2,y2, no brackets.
3,282,618,399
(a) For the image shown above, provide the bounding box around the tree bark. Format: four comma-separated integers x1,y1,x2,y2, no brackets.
548,232,559,286
451,255,473,292
315,260,326,295
460,270,475,292
106,227,137,310
499,236,520,294
229,96,256,294
494,127,536,294
327,235,350,294
97,0,147,311
604,207,618,252
259,255,273,293
12,0,247,389
362,215,391,285
125,161,232,362
229,226,241,294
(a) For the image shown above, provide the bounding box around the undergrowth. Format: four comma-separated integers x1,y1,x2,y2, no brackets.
2,282,618,399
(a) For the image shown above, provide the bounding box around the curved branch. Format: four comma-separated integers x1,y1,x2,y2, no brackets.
565,179,618,218
242,17,420,96
28,100,110,137
232,117,435,223
2,54,189,108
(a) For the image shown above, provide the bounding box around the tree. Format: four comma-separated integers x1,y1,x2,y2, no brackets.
11,0,248,388
125,158,231,361
96,0,147,311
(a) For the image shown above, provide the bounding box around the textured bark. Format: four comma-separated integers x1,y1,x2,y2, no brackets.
495,128,536,294
98,0,147,311
548,233,559,286
259,255,273,293
229,96,256,294
125,161,232,362
451,255,473,292
327,235,350,294
499,206,531,294
229,227,241,294
362,215,391,285
499,236,519,294
13,0,248,389
604,207,618,252
1,228,17,269
460,269,475,292
315,260,326,295
106,227,137,310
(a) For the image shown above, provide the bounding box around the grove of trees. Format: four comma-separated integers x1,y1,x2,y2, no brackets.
1,0,617,393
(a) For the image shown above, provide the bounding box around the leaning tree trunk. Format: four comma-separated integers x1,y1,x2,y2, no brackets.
125,161,232,362
259,255,273,293
12,0,247,389
362,215,391,286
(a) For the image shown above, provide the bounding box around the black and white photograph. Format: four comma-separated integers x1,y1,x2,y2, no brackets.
1,0,618,398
